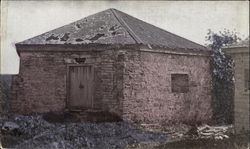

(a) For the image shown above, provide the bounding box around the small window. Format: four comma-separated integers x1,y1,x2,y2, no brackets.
244,69,249,91
171,74,189,93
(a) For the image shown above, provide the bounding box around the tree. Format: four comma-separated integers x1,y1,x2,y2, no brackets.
205,29,241,124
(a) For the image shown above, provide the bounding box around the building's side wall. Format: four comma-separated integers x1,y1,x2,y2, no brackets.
229,50,249,133
11,46,124,115
122,50,212,124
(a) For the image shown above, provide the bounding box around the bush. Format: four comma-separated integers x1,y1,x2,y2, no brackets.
205,29,241,124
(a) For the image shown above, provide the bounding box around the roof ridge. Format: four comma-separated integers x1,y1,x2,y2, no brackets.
110,8,143,44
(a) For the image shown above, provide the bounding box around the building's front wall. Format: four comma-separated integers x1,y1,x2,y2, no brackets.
122,49,212,124
223,47,249,133
11,46,124,115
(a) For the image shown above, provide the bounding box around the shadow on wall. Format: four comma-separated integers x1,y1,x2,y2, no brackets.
42,110,123,124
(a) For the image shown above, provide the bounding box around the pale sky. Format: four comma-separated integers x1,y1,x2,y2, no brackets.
1,1,249,74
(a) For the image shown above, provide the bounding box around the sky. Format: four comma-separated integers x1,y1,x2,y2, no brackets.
1,1,249,74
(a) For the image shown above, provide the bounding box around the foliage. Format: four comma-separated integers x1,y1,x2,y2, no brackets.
205,29,241,124
206,29,241,51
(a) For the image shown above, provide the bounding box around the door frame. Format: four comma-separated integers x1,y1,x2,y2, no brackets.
66,64,94,110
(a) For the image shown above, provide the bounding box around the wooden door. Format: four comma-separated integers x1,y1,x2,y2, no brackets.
68,66,93,109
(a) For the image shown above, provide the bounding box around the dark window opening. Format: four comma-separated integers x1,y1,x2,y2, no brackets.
171,74,189,93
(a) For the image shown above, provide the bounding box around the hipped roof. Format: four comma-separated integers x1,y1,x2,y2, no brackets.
16,8,208,51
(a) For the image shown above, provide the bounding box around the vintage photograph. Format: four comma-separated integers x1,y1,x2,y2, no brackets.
0,1,249,148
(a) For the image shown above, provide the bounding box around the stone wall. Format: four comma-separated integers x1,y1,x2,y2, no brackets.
122,49,212,124
228,49,249,133
12,45,213,125
11,45,124,115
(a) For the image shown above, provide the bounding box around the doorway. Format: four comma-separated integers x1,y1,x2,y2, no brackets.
67,65,94,109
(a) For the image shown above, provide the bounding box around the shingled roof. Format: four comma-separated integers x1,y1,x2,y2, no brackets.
17,8,207,51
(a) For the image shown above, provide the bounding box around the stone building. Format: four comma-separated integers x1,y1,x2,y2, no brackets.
11,8,212,124
222,38,249,133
